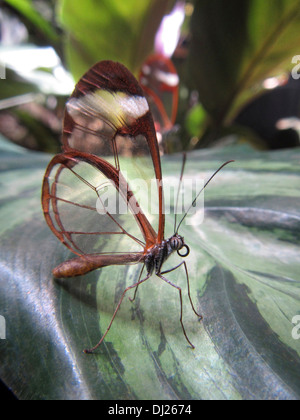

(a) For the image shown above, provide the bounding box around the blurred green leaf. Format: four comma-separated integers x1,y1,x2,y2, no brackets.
0,44,74,95
58,0,176,78
3,0,60,44
187,0,300,132
0,136,299,400
0,68,39,100
184,103,208,139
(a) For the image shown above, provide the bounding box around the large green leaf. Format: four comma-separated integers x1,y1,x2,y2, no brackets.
58,0,176,79
0,136,299,400
187,0,300,128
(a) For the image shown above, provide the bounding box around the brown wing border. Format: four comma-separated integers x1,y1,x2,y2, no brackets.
42,151,158,258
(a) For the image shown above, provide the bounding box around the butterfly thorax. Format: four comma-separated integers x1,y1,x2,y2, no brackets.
145,234,185,275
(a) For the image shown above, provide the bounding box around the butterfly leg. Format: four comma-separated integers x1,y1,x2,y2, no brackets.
129,264,145,303
157,272,196,349
84,272,151,354
160,261,202,319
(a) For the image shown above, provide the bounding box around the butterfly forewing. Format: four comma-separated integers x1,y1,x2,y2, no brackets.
61,61,164,241
64,91,149,163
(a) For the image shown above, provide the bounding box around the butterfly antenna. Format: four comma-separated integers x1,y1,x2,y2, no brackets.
175,160,235,234
174,153,187,233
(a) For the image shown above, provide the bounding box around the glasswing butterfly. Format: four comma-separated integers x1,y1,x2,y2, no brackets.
139,53,179,136
42,60,233,353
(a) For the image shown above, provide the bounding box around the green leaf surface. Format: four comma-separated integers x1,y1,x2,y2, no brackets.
58,0,176,79
0,137,299,400
187,0,300,126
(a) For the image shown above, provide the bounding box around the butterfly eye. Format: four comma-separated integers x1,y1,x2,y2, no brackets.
170,236,178,250
170,235,184,251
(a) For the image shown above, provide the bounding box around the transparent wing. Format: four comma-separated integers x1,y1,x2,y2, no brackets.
139,54,179,134
61,61,164,240
42,152,157,258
